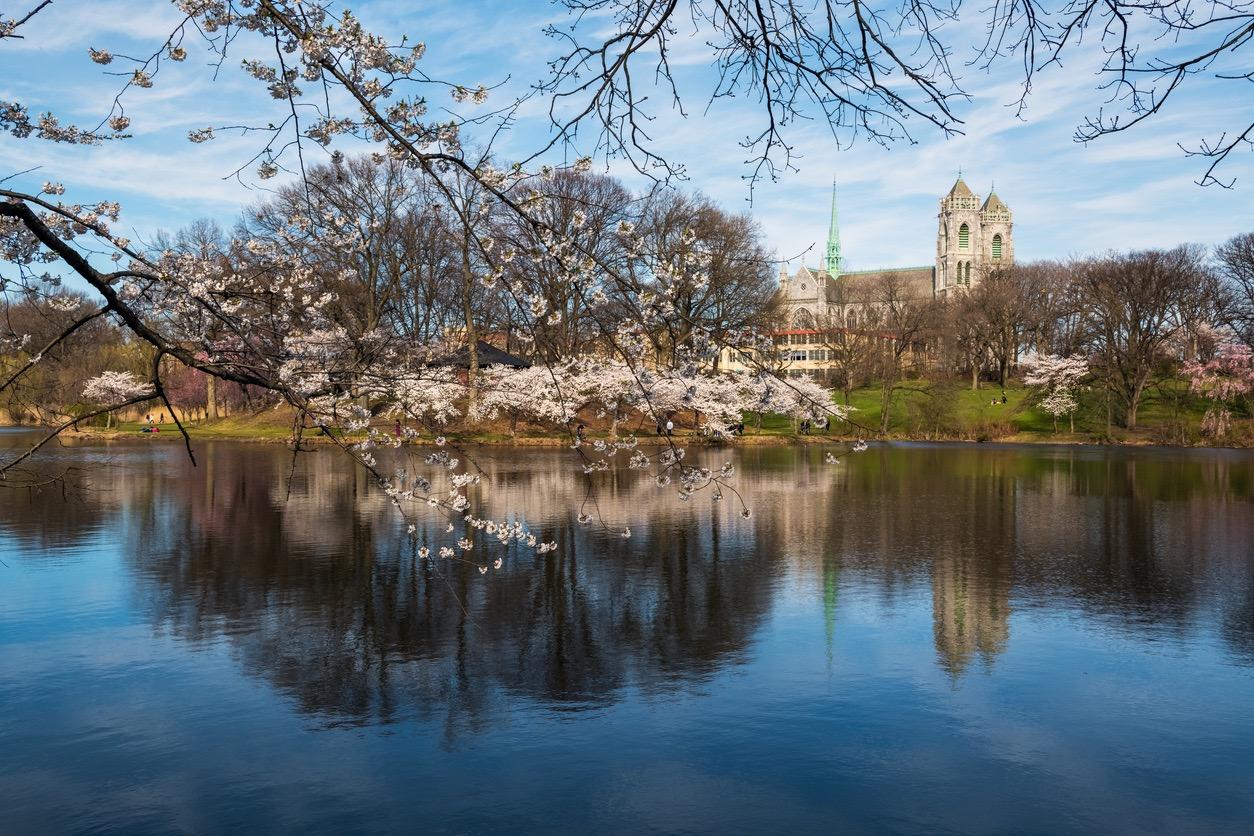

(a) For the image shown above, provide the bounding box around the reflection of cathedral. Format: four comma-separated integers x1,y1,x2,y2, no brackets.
932,553,1011,676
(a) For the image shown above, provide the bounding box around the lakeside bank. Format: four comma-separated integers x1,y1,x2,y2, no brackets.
5,419,1248,450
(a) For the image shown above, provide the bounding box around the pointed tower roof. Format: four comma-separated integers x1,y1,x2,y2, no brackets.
824,180,842,276
946,177,974,198
981,191,1009,213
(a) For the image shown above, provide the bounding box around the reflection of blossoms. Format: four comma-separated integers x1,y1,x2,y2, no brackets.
1,0,861,578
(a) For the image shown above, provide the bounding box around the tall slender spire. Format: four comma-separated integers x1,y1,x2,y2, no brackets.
824,179,842,276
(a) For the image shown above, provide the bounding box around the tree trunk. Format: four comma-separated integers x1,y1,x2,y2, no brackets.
206,374,219,421
999,335,1010,386
1125,379,1145,430
1105,382,1113,438
461,240,479,415
879,380,894,435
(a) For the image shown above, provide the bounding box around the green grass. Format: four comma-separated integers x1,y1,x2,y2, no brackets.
95,377,1233,447
112,414,297,440
745,379,1221,443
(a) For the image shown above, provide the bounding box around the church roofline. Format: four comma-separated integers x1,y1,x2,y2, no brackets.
946,177,974,198
980,191,1010,213
836,266,934,275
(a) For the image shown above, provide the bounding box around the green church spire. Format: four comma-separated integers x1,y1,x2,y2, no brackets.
824,180,842,276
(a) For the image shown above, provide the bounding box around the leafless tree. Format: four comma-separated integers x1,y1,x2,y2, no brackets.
941,291,995,390
1217,232,1254,348
542,0,1254,187
1075,246,1207,429
811,283,880,402
498,170,635,362
1016,260,1086,358
859,274,938,434
968,266,1038,386
632,190,780,365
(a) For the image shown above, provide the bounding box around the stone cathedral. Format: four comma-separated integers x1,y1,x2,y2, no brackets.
776,176,1015,331
724,177,1015,376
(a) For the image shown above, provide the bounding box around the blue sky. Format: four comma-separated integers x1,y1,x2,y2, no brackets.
2,0,1251,271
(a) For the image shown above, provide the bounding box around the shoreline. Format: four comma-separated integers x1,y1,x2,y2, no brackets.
4,423,1246,450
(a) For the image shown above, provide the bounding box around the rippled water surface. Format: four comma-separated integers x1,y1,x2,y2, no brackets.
1,434,1253,834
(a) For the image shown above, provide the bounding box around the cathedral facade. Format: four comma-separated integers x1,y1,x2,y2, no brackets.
722,177,1014,377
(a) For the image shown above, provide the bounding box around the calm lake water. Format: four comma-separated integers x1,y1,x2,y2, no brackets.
1,432,1252,835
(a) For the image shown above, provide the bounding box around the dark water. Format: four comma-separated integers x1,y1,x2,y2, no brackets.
1,434,1252,835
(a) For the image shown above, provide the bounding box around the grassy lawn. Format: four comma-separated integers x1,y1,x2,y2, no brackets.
743,383,1037,438
90,377,1233,446
746,379,1220,443
111,414,296,440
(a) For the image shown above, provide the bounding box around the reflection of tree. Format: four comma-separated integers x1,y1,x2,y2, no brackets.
752,444,1254,677
3,439,1253,723
109,446,781,737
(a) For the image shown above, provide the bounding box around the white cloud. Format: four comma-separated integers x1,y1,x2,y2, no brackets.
2,0,1249,264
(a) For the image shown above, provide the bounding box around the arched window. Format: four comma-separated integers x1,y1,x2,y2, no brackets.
846,311,857,329
958,223,970,251
792,308,814,330
991,234,1003,259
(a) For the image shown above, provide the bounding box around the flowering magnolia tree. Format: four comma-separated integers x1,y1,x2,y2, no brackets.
1183,344,1254,438
0,0,871,574
1022,353,1089,433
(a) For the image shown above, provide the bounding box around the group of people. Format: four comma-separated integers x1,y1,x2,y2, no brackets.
989,394,1009,405
798,416,829,435
140,413,165,433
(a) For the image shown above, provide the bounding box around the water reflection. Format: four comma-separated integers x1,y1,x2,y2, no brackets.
2,440,1252,730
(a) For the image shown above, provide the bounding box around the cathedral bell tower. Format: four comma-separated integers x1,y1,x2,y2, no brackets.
935,176,1013,297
